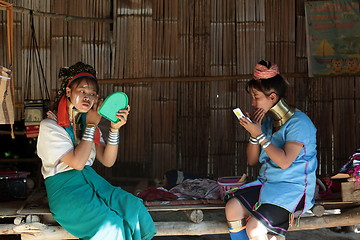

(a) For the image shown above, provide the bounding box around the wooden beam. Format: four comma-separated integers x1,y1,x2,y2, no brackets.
97,73,309,84
0,5,112,23
290,207,360,231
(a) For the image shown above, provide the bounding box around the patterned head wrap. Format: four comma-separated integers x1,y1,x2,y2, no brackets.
54,62,97,109
253,63,280,80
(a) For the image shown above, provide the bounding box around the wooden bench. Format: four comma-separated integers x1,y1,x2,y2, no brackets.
1,188,360,239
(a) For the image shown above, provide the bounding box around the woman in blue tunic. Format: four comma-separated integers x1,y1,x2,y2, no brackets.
225,60,317,240
37,62,156,240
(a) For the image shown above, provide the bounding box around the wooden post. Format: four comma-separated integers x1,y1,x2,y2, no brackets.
184,209,204,223
311,204,325,217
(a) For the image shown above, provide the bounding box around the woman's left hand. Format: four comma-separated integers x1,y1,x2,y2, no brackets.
110,105,130,130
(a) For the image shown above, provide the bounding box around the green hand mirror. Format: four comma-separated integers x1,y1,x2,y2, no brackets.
98,92,128,123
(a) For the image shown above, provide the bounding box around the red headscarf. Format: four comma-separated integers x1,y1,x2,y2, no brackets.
253,64,280,80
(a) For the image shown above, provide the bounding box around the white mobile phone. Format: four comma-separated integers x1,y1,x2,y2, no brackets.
233,108,252,122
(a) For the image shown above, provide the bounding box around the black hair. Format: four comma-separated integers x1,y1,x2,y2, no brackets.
246,60,288,98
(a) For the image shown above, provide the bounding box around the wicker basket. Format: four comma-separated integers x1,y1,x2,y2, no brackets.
217,176,246,200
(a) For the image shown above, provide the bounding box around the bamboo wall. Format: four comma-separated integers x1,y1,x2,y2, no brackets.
1,0,359,183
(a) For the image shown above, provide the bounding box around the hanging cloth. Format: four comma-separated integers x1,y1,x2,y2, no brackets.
24,11,50,138
0,1,15,138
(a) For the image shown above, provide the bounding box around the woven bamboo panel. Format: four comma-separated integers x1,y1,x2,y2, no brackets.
307,77,332,175
265,0,297,72
1,0,359,183
118,84,152,163
113,0,153,78
178,116,209,177
152,143,177,179
192,82,211,117
293,77,308,111
333,77,357,171
177,81,210,177
210,155,238,179
151,100,176,143
355,77,360,159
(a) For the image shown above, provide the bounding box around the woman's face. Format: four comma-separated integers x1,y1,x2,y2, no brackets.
66,78,98,113
249,87,277,113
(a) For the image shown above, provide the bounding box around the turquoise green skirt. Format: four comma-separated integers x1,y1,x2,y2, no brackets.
45,166,156,240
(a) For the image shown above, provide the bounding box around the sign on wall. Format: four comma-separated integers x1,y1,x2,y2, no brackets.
305,0,360,77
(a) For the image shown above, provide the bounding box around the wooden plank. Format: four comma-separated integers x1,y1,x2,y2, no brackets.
147,204,224,212
0,223,77,239
342,182,360,202
0,200,26,217
16,188,50,215
4,213,359,240
155,221,228,236
2,201,360,238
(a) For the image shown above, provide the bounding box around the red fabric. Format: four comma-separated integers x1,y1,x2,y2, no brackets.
57,95,70,127
137,187,178,201
94,127,100,146
25,125,40,138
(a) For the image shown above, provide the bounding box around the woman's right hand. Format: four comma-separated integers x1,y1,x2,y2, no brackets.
239,108,265,137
